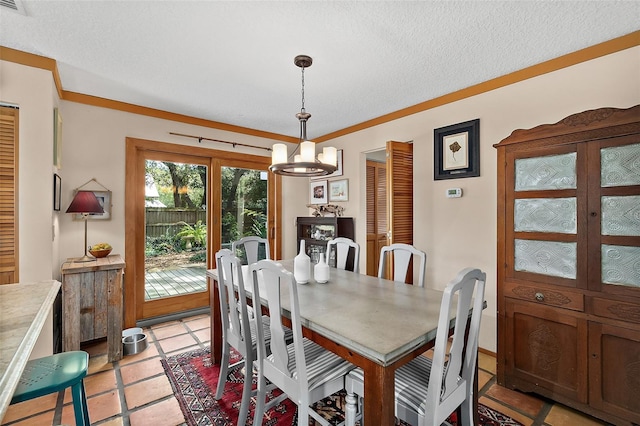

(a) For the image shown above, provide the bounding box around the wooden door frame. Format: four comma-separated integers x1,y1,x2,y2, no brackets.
124,137,280,327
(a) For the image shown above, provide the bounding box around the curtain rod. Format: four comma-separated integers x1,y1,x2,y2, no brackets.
170,132,272,152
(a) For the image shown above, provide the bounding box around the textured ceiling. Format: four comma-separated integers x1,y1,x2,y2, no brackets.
1,1,638,139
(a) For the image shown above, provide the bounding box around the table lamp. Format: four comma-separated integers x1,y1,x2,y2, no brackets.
66,190,104,262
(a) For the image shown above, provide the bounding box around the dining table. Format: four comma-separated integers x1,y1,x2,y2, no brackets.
206,259,480,425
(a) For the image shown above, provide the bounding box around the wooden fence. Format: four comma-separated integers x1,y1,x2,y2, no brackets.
146,208,206,238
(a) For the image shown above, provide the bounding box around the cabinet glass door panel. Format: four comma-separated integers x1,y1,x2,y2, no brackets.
514,240,577,279
600,143,640,187
601,196,640,236
601,245,640,287
514,198,577,233
515,152,576,191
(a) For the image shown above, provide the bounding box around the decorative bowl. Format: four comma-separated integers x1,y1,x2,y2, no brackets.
89,248,112,258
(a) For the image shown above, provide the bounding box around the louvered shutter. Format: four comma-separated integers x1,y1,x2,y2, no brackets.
0,106,18,284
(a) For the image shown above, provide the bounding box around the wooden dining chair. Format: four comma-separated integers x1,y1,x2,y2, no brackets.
326,237,360,273
378,243,427,287
232,236,270,265
345,267,487,426
249,259,356,426
214,249,283,426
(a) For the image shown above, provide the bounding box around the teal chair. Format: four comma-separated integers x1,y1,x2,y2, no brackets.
10,351,90,425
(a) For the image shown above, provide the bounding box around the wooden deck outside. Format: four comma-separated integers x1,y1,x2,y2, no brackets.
145,266,207,300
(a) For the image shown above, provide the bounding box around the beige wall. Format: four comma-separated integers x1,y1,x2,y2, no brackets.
326,46,640,351
3,45,639,352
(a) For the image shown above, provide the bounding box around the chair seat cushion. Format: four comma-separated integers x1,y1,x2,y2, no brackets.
271,338,354,390
11,351,89,404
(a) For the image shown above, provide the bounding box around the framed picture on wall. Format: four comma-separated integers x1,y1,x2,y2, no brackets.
73,190,112,220
53,108,63,169
434,119,480,180
53,173,62,211
309,180,328,205
329,179,349,202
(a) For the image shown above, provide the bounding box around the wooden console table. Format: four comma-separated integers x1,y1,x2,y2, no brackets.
61,254,125,362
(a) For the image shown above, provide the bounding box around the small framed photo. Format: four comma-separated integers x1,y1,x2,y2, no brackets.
53,173,62,211
434,119,480,180
312,149,343,179
73,190,112,220
329,179,349,202
309,180,328,205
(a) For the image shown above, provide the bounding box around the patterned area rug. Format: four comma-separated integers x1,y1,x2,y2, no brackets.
161,347,523,426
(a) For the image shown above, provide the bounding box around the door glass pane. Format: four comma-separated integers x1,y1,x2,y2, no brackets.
602,244,640,287
514,198,576,233
221,167,269,261
601,196,640,236
515,239,577,279
144,160,207,301
601,143,640,187
515,153,576,191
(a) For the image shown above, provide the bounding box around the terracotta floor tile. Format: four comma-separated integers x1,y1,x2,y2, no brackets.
157,333,198,353
4,409,55,426
120,357,165,385
193,327,211,343
61,390,121,424
85,369,118,396
124,375,174,409
1,393,58,424
151,322,188,340
479,396,534,426
545,404,608,426
88,353,112,375
185,316,210,331
99,416,125,426
484,383,545,417
128,397,185,426
164,344,200,358
478,351,497,374
119,343,160,366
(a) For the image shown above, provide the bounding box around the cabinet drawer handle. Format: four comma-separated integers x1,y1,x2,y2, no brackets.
535,292,545,302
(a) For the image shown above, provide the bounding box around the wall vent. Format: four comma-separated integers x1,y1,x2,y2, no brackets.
0,0,27,15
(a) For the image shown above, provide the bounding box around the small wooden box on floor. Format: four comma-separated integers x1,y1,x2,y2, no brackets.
61,254,125,362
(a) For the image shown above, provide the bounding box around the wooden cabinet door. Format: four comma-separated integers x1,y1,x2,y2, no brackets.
589,322,640,424
504,298,588,403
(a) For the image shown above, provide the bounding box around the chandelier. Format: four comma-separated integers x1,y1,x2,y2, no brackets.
269,55,337,177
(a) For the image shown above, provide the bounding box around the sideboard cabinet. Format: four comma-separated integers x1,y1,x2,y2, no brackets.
296,217,355,266
494,106,640,425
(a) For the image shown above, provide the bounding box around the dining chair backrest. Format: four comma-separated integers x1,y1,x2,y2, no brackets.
249,260,307,398
378,243,427,287
215,249,252,360
232,236,270,265
416,267,486,425
326,237,360,273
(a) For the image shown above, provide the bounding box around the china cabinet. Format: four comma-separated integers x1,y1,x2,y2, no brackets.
494,105,640,425
296,217,355,266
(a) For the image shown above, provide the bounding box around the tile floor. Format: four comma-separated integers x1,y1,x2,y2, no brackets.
2,314,613,426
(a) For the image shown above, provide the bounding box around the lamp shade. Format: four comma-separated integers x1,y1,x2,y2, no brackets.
66,191,104,214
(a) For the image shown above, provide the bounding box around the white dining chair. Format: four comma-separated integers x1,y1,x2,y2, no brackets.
249,259,356,426
345,267,486,426
378,243,427,287
232,236,270,265
326,237,360,273
214,249,286,426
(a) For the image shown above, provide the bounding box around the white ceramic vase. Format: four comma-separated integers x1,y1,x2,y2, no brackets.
314,252,330,283
294,240,310,284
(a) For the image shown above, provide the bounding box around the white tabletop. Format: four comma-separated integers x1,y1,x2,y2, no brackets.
0,280,61,421
207,260,449,366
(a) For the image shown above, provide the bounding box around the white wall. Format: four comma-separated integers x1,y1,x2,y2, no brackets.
5,45,639,352
0,60,58,283
325,46,640,352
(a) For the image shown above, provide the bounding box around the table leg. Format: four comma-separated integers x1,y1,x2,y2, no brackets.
363,362,395,425
209,277,222,365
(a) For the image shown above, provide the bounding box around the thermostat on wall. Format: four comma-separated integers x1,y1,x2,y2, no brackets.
446,188,462,198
